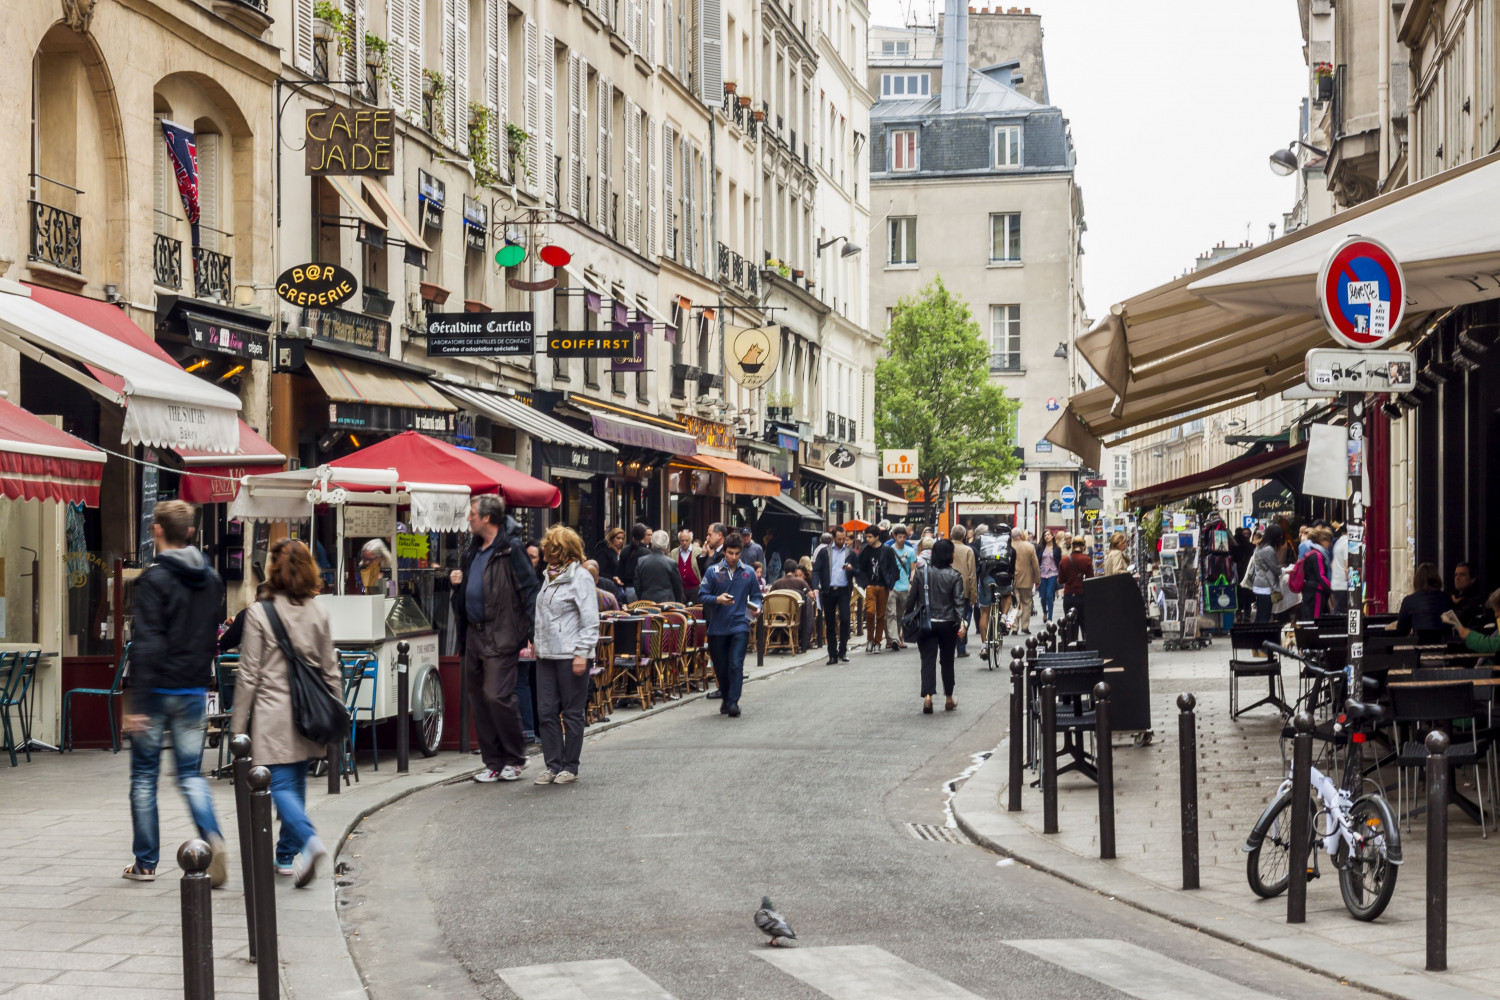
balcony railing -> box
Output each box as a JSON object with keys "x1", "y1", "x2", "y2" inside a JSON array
[
  {"x1": 193, "y1": 246, "x2": 232, "y2": 302},
  {"x1": 29, "y1": 201, "x2": 82, "y2": 273},
  {"x1": 716, "y1": 242, "x2": 757, "y2": 298},
  {"x1": 988, "y1": 354, "x2": 1023, "y2": 373},
  {"x1": 153, "y1": 233, "x2": 182, "y2": 289}
]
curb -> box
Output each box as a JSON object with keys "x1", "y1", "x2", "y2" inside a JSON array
[
  {"x1": 950, "y1": 739, "x2": 1492, "y2": 1000},
  {"x1": 285, "y1": 645, "x2": 827, "y2": 999}
]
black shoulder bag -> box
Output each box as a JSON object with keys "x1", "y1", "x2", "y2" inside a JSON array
[
  {"x1": 901, "y1": 565, "x2": 933, "y2": 644},
  {"x1": 260, "y1": 600, "x2": 347, "y2": 746}
]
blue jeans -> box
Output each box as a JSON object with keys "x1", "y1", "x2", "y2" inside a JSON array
[
  {"x1": 269, "y1": 762, "x2": 317, "y2": 867},
  {"x1": 707, "y1": 631, "x2": 748, "y2": 709},
  {"x1": 129, "y1": 692, "x2": 223, "y2": 871},
  {"x1": 516, "y1": 661, "x2": 536, "y2": 739},
  {"x1": 1038, "y1": 576, "x2": 1059, "y2": 621}
]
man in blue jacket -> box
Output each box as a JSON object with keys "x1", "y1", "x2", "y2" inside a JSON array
[{"x1": 698, "y1": 533, "x2": 761, "y2": 717}]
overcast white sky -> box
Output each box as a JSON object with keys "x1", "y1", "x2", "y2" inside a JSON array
[{"x1": 865, "y1": 0, "x2": 1309, "y2": 323}]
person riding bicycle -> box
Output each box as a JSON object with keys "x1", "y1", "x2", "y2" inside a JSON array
[{"x1": 975, "y1": 523, "x2": 1016, "y2": 657}]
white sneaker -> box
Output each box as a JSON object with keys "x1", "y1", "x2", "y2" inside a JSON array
[
  {"x1": 292, "y1": 836, "x2": 327, "y2": 889},
  {"x1": 552, "y1": 770, "x2": 577, "y2": 784},
  {"x1": 534, "y1": 770, "x2": 557, "y2": 785},
  {"x1": 499, "y1": 764, "x2": 525, "y2": 781},
  {"x1": 474, "y1": 769, "x2": 504, "y2": 783}
]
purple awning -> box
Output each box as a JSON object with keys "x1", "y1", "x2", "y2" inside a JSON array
[{"x1": 589, "y1": 413, "x2": 697, "y2": 455}]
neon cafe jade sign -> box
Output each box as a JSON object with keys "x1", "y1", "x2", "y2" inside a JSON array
[{"x1": 305, "y1": 108, "x2": 396, "y2": 175}]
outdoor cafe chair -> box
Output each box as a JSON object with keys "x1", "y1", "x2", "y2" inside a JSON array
[
  {"x1": 1227, "y1": 623, "x2": 1289, "y2": 719},
  {"x1": 607, "y1": 615, "x2": 655, "y2": 711},
  {"x1": 62, "y1": 643, "x2": 130, "y2": 753},
  {"x1": 336, "y1": 650, "x2": 377, "y2": 784},
  {"x1": 658, "y1": 610, "x2": 694, "y2": 698},
  {"x1": 1, "y1": 651, "x2": 24, "y2": 766},
  {"x1": 587, "y1": 620, "x2": 616, "y2": 725},
  {"x1": 209, "y1": 654, "x2": 239, "y2": 778},
  {"x1": 1388, "y1": 681, "x2": 1492, "y2": 835},
  {"x1": 762, "y1": 591, "x2": 803, "y2": 655}
]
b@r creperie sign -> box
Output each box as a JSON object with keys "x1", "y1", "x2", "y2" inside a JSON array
[{"x1": 305, "y1": 108, "x2": 395, "y2": 175}]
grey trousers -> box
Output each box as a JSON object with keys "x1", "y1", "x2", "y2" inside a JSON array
[
  {"x1": 886, "y1": 589, "x2": 910, "y2": 645},
  {"x1": 536, "y1": 657, "x2": 589, "y2": 775}
]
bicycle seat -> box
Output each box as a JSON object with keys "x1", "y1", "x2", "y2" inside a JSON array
[{"x1": 1343, "y1": 698, "x2": 1386, "y2": 723}]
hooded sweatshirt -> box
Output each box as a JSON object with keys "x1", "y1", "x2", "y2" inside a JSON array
[{"x1": 130, "y1": 545, "x2": 225, "y2": 693}]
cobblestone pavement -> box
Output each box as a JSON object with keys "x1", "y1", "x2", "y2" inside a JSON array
[{"x1": 953, "y1": 639, "x2": 1500, "y2": 1000}]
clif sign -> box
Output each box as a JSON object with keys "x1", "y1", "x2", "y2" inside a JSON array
[
  {"x1": 276, "y1": 263, "x2": 358, "y2": 308},
  {"x1": 305, "y1": 108, "x2": 395, "y2": 175},
  {"x1": 426, "y1": 312, "x2": 535, "y2": 357},
  {"x1": 546, "y1": 332, "x2": 636, "y2": 357},
  {"x1": 881, "y1": 449, "x2": 918, "y2": 481}
]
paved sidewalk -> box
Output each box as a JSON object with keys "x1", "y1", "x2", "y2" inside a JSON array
[
  {"x1": 0, "y1": 645, "x2": 825, "y2": 999},
  {"x1": 952, "y1": 640, "x2": 1500, "y2": 1000}
]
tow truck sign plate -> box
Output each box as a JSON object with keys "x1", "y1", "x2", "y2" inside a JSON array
[{"x1": 1304, "y1": 348, "x2": 1417, "y2": 393}]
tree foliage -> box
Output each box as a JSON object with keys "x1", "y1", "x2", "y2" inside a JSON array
[{"x1": 874, "y1": 277, "x2": 1022, "y2": 505}]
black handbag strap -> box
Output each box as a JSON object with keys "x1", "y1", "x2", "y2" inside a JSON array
[
  {"x1": 259, "y1": 599, "x2": 305, "y2": 668},
  {"x1": 923, "y1": 564, "x2": 931, "y2": 616}
]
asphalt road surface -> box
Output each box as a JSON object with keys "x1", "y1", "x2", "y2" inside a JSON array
[{"x1": 341, "y1": 644, "x2": 1375, "y2": 1000}]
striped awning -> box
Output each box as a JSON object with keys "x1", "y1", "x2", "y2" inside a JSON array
[
  {"x1": 438, "y1": 383, "x2": 615, "y2": 453},
  {"x1": 0, "y1": 398, "x2": 104, "y2": 506}
]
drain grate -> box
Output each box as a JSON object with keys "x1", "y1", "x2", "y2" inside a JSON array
[{"x1": 905, "y1": 822, "x2": 967, "y2": 844}]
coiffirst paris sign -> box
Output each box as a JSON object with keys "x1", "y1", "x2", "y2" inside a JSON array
[{"x1": 882, "y1": 449, "x2": 919, "y2": 481}]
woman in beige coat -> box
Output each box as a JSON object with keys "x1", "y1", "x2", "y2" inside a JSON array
[
  {"x1": 1102, "y1": 532, "x2": 1132, "y2": 577},
  {"x1": 230, "y1": 539, "x2": 343, "y2": 887}
]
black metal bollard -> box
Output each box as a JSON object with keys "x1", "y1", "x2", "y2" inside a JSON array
[
  {"x1": 756, "y1": 612, "x2": 766, "y2": 667},
  {"x1": 396, "y1": 640, "x2": 411, "y2": 773},
  {"x1": 459, "y1": 660, "x2": 472, "y2": 753},
  {"x1": 178, "y1": 839, "x2": 215, "y2": 1000},
  {"x1": 1426, "y1": 730, "x2": 1450, "y2": 971},
  {"x1": 1177, "y1": 693, "x2": 1199, "y2": 890},
  {"x1": 1023, "y1": 638, "x2": 1039, "y2": 767},
  {"x1": 1008, "y1": 648, "x2": 1024, "y2": 812},
  {"x1": 326, "y1": 738, "x2": 341, "y2": 794},
  {"x1": 1288, "y1": 711, "x2": 1314, "y2": 923},
  {"x1": 1045, "y1": 620, "x2": 1058, "y2": 653},
  {"x1": 1040, "y1": 667, "x2": 1058, "y2": 834},
  {"x1": 1094, "y1": 681, "x2": 1115, "y2": 860},
  {"x1": 229, "y1": 734, "x2": 256, "y2": 963},
  {"x1": 247, "y1": 766, "x2": 279, "y2": 1000}
]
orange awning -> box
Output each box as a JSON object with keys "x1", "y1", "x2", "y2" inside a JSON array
[{"x1": 674, "y1": 453, "x2": 781, "y2": 496}]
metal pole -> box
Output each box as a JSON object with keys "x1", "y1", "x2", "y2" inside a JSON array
[
  {"x1": 1008, "y1": 647, "x2": 1024, "y2": 812},
  {"x1": 229, "y1": 734, "x2": 256, "y2": 963},
  {"x1": 1040, "y1": 666, "x2": 1058, "y2": 834},
  {"x1": 1345, "y1": 392, "x2": 1367, "y2": 778},
  {"x1": 1426, "y1": 730, "x2": 1450, "y2": 972},
  {"x1": 1094, "y1": 681, "x2": 1115, "y2": 860},
  {"x1": 396, "y1": 640, "x2": 411, "y2": 773},
  {"x1": 178, "y1": 839, "x2": 215, "y2": 1000},
  {"x1": 459, "y1": 656, "x2": 472, "y2": 753},
  {"x1": 1023, "y1": 637, "x2": 1038, "y2": 767},
  {"x1": 327, "y1": 738, "x2": 341, "y2": 794},
  {"x1": 247, "y1": 766, "x2": 279, "y2": 1000},
  {"x1": 1288, "y1": 711, "x2": 1313, "y2": 923},
  {"x1": 1177, "y1": 693, "x2": 1199, "y2": 890},
  {"x1": 756, "y1": 610, "x2": 766, "y2": 667}
]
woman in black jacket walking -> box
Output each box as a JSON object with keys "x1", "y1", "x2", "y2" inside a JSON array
[{"x1": 907, "y1": 539, "x2": 969, "y2": 714}]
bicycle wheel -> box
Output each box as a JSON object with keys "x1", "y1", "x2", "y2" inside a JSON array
[
  {"x1": 1338, "y1": 795, "x2": 1398, "y2": 921},
  {"x1": 1246, "y1": 793, "x2": 1314, "y2": 898}
]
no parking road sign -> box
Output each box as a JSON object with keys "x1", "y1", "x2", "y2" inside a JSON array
[
  {"x1": 1060, "y1": 485, "x2": 1076, "y2": 510},
  {"x1": 1317, "y1": 235, "x2": 1406, "y2": 350}
]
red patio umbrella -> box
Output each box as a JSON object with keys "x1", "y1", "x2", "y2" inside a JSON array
[
  {"x1": 842, "y1": 518, "x2": 872, "y2": 532},
  {"x1": 329, "y1": 430, "x2": 560, "y2": 508}
]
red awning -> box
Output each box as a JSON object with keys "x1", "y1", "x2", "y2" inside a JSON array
[
  {"x1": 1124, "y1": 441, "x2": 1309, "y2": 509},
  {"x1": 673, "y1": 453, "x2": 782, "y2": 496},
  {"x1": 0, "y1": 398, "x2": 104, "y2": 505},
  {"x1": 177, "y1": 420, "x2": 288, "y2": 504},
  {"x1": 24, "y1": 282, "x2": 178, "y2": 392},
  {"x1": 329, "y1": 430, "x2": 561, "y2": 508}
]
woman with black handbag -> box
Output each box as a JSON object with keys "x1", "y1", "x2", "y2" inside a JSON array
[
  {"x1": 905, "y1": 539, "x2": 969, "y2": 715},
  {"x1": 231, "y1": 539, "x2": 343, "y2": 888}
]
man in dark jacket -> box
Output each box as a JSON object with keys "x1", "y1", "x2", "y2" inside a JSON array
[
  {"x1": 856, "y1": 527, "x2": 899, "y2": 652},
  {"x1": 698, "y1": 522, "x2": 727, "y2": 578},
  {"x1": 122, "y1": 500, "x2": 228, "y2": 885},
  {"x1": 814, "y1": 528, "x2": 856, "y2": 663},
  {"x1": 635, "y1": 531, "x2": 687, "y2": 604},
  {"x1": 449, "y1": 495, "x2": 539, "y2": 782},
  {"x1": 618, "y1": 523, "x2": 651, "y2": 602}
]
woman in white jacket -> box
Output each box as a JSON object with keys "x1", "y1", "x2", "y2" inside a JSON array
[{"x1": 532, "y1": 525, "x2": 600, "y2": 785}]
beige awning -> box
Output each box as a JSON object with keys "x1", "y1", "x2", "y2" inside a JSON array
[
  {"x1": 360, "y1": 177, "x2": 432, "y2": 253},
  {"x1": 305, "y1": 352, "x2": 455, "y2": 410},
  {"x1": 326, "y1": 175, "x2": 386, "y2": 230}
]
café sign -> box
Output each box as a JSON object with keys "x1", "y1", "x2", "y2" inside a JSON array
[
  {"x1": 304, "y1": 107, "x2": 395, "y2": 175},
  {"x1": 277, "y1": 263, "x2": 358, "y2": 308}
]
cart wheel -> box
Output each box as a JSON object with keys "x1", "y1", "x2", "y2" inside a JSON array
[
  {"x1": 415, "y1": 668, "x2": 445, "y2": 757},
  {"x1": 1133, "y1": 731, "x2": 1154, "y2": 747}
]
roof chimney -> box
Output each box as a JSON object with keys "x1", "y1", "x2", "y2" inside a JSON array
[{"x1": 940, "y1": 0, "x2": 969, "y2": 112}]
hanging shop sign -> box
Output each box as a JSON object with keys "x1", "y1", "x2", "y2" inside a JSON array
[
  {"x1": 462, "y1": 195, "x2": 487, "y2": 251},
  {"x1": 302, "y1": 306, "x2": 391, "y2": 354},
  {"x1": 425, "y1": 312, "x2": 535, "y2": 357},
  {"x1": 1316, "y1": 235, "x2": 1405, "y2": 350},
  {"x1": 1303, "y1": 347, "x2": 1417, "y2": 393},
  {"x1": 881, "y1": 449, "x2": 919, "y2": 481},
  {"x1": 1252, "y1": 481, "x2": 1296, "y2": 517},
  {"x1": 304, "y1": 107, "x2": 395, "y2": 175},
  {"x1": 417, "y1": 170, "x2": 445, "y2": 230},
  {"x1": 546, "y1": 331, "x2": 636, "y2": 357},
  {"x1": 724, "y1": 324, "x2": 782, "y2": 390},
  {"x1": 277, "y1": 263, "x2": 358, "y2": 308},
  {"x1": 680, "y1": 414, "x2": 735, "y2": 452},
  {"x1": 344, "y1": 503, "x2": 397, "y2": 538},
  {"x1": 329, "y1": 403, "x2": 455, "y2": 434},
  {"x1": 184, "y1": 313, "x2": 269, "y2": 362},
  {"x1": 827, "y1": 445, "x2": 855, "y2": 469},
  {"x1": 539, "y1": 442, "x2": 615, "y2": 477},
  {"x1": 610, "y1": 320, "x2": 649, "y2": 373}
]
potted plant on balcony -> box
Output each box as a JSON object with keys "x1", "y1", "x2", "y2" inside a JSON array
[
  {"x1": 365, "y1": 32, "x2": 388, "y2": 80},
  {"x1": 313, "y1": 0, "x2": 349, "y2": 52},
  {"x1": 724, "y1": 81, "x2": 737, "y2": 94},
  {"x1": 738, "y1": 95, "x2": 752, "y2": 108},
  {"x1": 506, "y1": 122, "x2": 532, "y2": 185},
  {"x1": 777, "y1": 262, "x2": 792, "y2": 279},
  {"x1": 1314, "y1": 61, "x2": 1333, "y2": 102},
  {"x1": 752, "y1": 107, "x2": 766, "y2": 121},
  {"x1": 792, "y1": 267, "x2": 804, "y2": 279}
]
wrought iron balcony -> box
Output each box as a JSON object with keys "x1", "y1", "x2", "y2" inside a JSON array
[
  {"x1": 193, "y1": 246, "x2": 232, "y2": 302},
  {"x1": 716, "y1": 242, "x2": 756, "y2": 298},
  {"x1": 988, "y1": 354, "x2": 1023, "y2": 373},
  {"x1": 153, "y1": 233, "x2": 182, "y2": 289},
  {"x1": 29, "y1": 201, "x2": 82, "y2": 274}
]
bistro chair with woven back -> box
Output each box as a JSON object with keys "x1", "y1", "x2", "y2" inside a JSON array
[
  {"x1": 605, "y1": 612, "x2": 655, "y2": 711},
  {"x1": 762, "y1": 590, "x2": 803, "y2": 655}
]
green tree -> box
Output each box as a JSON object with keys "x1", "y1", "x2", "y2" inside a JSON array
[{"x1": 874, "y1": 277, "x2": 1022, "y2": 508}]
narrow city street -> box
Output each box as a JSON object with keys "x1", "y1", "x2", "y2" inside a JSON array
[{"x1": 341, "y1": 648, "x2": 1369, "y2": 1000}]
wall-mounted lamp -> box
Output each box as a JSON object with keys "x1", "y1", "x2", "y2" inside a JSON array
[
  {"x1": 1053, "y1": 342, "x2": 1068, "y2": 359},
  {"x1": 1268, "y1": 139, "x2": 1329, "y2": 176},
  {"x1": 816, "y1": 235, "x2": 862, "y2": 258}
]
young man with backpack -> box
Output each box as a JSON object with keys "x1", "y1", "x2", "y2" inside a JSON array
[{"x1": 1289, "y1": 525, "x2": 1334, "y2": 619}]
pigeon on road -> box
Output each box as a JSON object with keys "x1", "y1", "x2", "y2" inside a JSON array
[{"x1": 754, "y1": 896, "x2": 797, "y2": 947}]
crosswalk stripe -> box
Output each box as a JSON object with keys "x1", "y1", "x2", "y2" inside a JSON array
[
  {"x1": 496, "y1": 958, "x2": 678, "y2": 1000},
  {"x1": 1004, "y1": 939, "x2": 1282, "y2": 1000},
  {"x1": 756, "y1": 945, "x2": 987, "y2": 1000}
]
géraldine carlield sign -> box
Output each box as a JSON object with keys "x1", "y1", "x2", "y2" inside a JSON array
[{"x1": 305, "y1": 107, "x2": 395, "y2": 175}]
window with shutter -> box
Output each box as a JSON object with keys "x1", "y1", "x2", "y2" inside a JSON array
[
  {"x1": 153, "y1": 125, "x2": 170, "y2": 237},
  {"x1": 484, "y1": 0, "x2": 507, "y2": 173},
  {"x1": 646, "y1": 115, "x2": 656, "y2": 258},
  {"x1": 541, "y1": 32, "x2": 555, "y2": 204},
  {"x1": 664, "y1": 0, "x2": 674, "y2": 74},
  {"x1": 682, "y1": 140, "x2": 694, "y2": 267},
  {"x1": 452, "y1": 0, "x2": 469, "y2": 153},
  {"x1": 405, "y1": 0, "x2": 423, "y2": 125},
  {"x1": 631, "y1": 0, "x2": 644, "y2": 51},
  {"x1": 663, "y1": 123, "x2": 675, "y2": 259},
  {"x1": 597, "y1": 78, "x2": 611, "y2": 231},
  {"x1": 388, "y1": 0, "x2": 409, "y2": 116},
  {"x1": 578, "y1": 58, "x2": 589, "y2": 218},
  {"x1": 294, "y1": 0, "x2": 315, "y2": 74},
  {"x1": 345, "y1": 0, "x2": 367, "y2": 89},
  {"x1": 623, "y1": 97, "x2": 638, "y2": 249},
  {"x1": 696, "y1": 0, "x2": 721, "y2": 104},
  {"x1": 597, "y1": 0, "x2": 610, "y2": 31},
  {"x1": 568, "y1": 54, "x2": 583, "y2": 214},
  {"x1": 197, "y1": 133, "x2": 220, "y2": 252},
  {"x1": 646, "y1": 0, "x2": 655, "y2": 63},
  {"x1": 524, "y1": 18, "x2": 540, "y2": 193}
]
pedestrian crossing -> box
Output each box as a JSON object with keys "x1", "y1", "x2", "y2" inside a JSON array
[{"x1": 497, "y1": 939, "x2": 1288, "y2": 999}]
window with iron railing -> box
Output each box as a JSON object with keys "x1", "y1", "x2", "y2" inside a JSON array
[{"x1": 989, "y1": 304, "x2": 1021, "y2": 371}]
